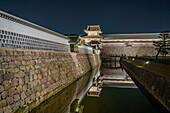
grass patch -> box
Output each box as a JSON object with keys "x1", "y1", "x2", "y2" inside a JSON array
[{"x1": 124, "y1": 58, "x2": 170, "y2": 81}]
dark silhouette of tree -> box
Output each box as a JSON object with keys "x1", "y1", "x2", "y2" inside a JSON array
[{"x1": 153, "y1": 30, "x2": 170, "y2": 59}]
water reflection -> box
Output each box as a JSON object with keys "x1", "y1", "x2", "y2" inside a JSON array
[
  {"x1": 81, "y1": 87, "x2": 158, "y2": 113},
  {"x1": 100, "y1": 67, "x2": 137, "y2": 88},
  {"x1": 100, "y1": 57, "x2": 137, "y2": 88},
  {"x1": 31, "y1": 66, "x2": 100, "y2": 113},
  {"x1": 81, "y1": 61, "x2": 159, "y2": 113},
  {"x1": 31, "y1": 61, "x2": 159, "y2": 113}
]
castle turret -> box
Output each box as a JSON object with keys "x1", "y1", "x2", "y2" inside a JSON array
[{"x1": 80, "y1": 25, "x2": 103, "y2": 49}]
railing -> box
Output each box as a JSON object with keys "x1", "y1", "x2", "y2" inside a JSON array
[{"x1": 102, "y1": 55, "x2": 121, "y2": 68}]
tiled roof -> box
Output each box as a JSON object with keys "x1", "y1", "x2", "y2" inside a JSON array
[
  {"x1": 102, "y1": 33, "x2": 160, "y2": 40},
  {"x1": 65, "y1": 34, "x2": 79, "y2": 43},
  {"x1": 69, "y1": 37, "x2": 78, "y2": 43},
  {"x1": 88, "y1": 27, "x2": 99, "y2": 31},
  {"x1": 0, "y1": 10, "x2": 69, "y2": 40},
  {"x1": 81, "y1": 35, "x2": 103, "y2": 38},
  {"x1": 85, "y1": 25, "x2": 101, "y2": 31}
]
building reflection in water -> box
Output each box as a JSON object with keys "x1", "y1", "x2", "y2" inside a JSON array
[
  {"x1": 31, "y1": 60, "x2": 138, "y2": 113},
  {"x1": 31, "y1": 66, "x2": 101, "y2": 113},
  {"x1": 100, "y1": 56, "x2": 137, "y2": 88},
  {"x1": 81, "y1": 59, "x2": 158, "y2": 113},
  {"x1": 100, "y1": 67, "x2": 137, "y2": 88}
]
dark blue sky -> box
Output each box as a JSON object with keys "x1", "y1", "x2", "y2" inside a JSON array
[{"x1": 0, "y1": 0, "x2": 170, "y2": 34}]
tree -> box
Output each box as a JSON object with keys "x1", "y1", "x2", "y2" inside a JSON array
[{"x1": 153, "y1": 30, "x2": 170, "y2": 59}]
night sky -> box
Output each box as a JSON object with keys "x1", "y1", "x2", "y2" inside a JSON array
[{"x1": 0, "y1": 0, "x2": 170, "y2": 34}]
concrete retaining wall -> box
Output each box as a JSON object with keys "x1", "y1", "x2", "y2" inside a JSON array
[
  {"x1": 121, "y1": 60, "x2": 170, "y2": 112},
  {"x1": 0, "y1": 48, "x2": 101, "y2": 113}
]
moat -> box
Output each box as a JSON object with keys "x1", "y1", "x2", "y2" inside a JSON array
[
  {"x1": 81, "y1": 67, "x2": 158, "y2": 113},
  {"x1": 81, "y1": 87, "x2": 157, "y2": 113},
  {"x1": 31, "y1": 64, "x2": 159, "y2": 113}
]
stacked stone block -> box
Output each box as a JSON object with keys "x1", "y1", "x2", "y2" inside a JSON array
[
  {"x1": 102, "y1": 46, "x2": 157, "y2": 56},
  {"x1": 31, "y1": 66, "x2": 100, "y2": 113},
  {"x1": 0, "y1": 48, "x2": 101, "y2": 113}
]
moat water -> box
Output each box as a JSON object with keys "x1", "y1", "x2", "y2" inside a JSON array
[
  {"x1": 32, "y1": 64, "x2": 159, "y2": 113},
  {"x1": 81, "y1": 87, "x2": 158, "y2": 113},
  {"x1": 80, "y1": 66, "x2": 158, "y2": 113}
]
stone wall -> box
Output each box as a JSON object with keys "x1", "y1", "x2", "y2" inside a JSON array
[
  {"x1": 31, "y1": 66, "x2": 100, "y2": 113},
  {"x1": 121, "y1": 60, "x2": 170, "y2": 112},
  {"x1": 102, "y1": 46, "x2": 157, "y2": 56},
  {"x1": 0, "y1": 48, "x2": 101, "y2": 113}
]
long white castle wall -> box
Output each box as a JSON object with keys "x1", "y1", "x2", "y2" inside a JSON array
[
  {"x1": 0, "y1": 18, "x2": 69, "y2": 45},
  {"x1": 0, "y1": 10, "x2": 70, "y2": 52}
]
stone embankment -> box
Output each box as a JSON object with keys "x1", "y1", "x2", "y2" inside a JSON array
[
  {"x1": 0, "y1": 48, "x2": 101, "y2": 113},
  {"x1": 121, "y1": 58, "x2": 170, "y2": 112},
  {"x1": 102, "y1": 46, "x2": 157, "y2": 56},
  {"x1": 31, "y1": 66, "x2": 100, "y2": 113}
]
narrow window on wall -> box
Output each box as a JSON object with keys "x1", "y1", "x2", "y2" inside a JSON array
[
  {"x1": 2, "y1": 30, "x2": 4, "y2": 34},
  {"x1": 14, "y1": 19, "x2": 17, "y2": 22},
  {"x1": 0, "y1": 35, "x2": 3, "y2": 38}
]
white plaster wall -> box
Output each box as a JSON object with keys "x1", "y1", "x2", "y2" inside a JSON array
[
  {"x1": 78, "y1": 45, "x2": 93, "y2": 54},
  {"x1": 0, "y1": 17, "x2": 69, "y2": 45}
]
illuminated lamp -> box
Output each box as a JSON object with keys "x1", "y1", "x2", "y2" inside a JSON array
[
  {"x1": 145, "y1": 61, "x2": 150, "y2": 64},
  {"x1": 126, "y1": 41, "x2": 132, "y2": 46}
]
